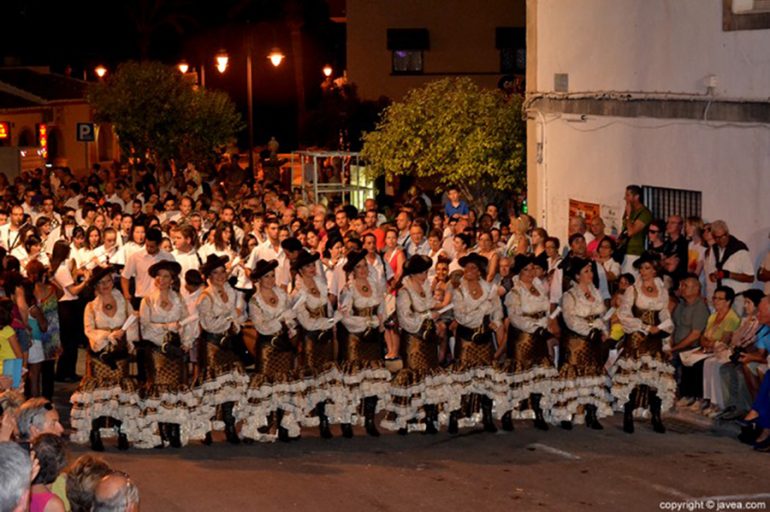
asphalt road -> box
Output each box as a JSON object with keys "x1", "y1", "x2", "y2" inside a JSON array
[{"x1": 63, "y1": 413, "x2": 770, "y2": 512}]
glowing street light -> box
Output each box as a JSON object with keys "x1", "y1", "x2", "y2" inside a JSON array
[
  {"x1": 322, "y1": 65, "x2": 333, "y2": 77},
  {"x1": 215, "y1": 50, "x2": 229, "y2": 73},
  {"x1": 178, "y1": 60, "x2": 189, "y2": 74},
  {"x1": 268, "y1": 48, "x2": 285, "y2": 67},
  {"x1": 95, "y1": 65, "x2": 107, "y2": 79}
]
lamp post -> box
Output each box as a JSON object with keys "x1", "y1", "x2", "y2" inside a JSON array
[
  {"x1": 95, "y1": 65, "x2": 107, "y2": 79},
  {"x1": 178, "y1": 60, "x2": 189, "y2": 74},
  {"x1": 322, "y1": 65, "x2": 333, "y2": 78},
  {"x1": 214, "y1": 43, "x2": 283, "y2": 178}
]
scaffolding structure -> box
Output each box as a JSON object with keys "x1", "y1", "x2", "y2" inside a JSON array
[{"x1": 289, "y1": 150, "x2": 374, "y2": 209}]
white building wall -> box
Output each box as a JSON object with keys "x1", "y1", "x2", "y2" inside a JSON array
[
  {"x1": 537, "y1": 115, "x2": 770, "y2": 267},
  {"x1": 535, "y1": 0, "x2": 770, "y2": 98}
]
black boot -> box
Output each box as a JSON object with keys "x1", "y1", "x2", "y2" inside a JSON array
[
  {"x1": 531, "y1": 394, "x2": 549, "y2": 431},
  {"x1": 90, "y1": 419, "x2": 104, "y2": 452},
  {"x1": 317, "y1": 403, "x2": 333, "y2": 439},
  {"x1": 276, "y1": 409, "x2": 290, "y2": 442},
  {"x1": 501, "y1": 411, "x2": 514, "y2": 432},
  {"x1": 650, "y1": 394, "x2": 666, "y2": 434},
  {"x1": 364, "y1": 398, "x2": 381, "y2": 437},
  {"x1": 202, "y1": 432, "x2": 212, "y2": 445},
  {"x1": 481, "y1": 397, "x2": 497, "y2": 433},
  {"x1": 448, "y1": 411, "x2": 459, "y2": 435},
  {"x1": 155, "y1": 423, "x2": 168, "y2": 449},
  {"x1": 560, "y1": 420, "x2": 573, "y2": 430},
  {"x1": 169, "y1": 424, "x2": 182, "y2": 448},
  {"x1": 424, "y1": 404, "x2": 438, "y2": 435},
  {"x1": 341, "y1": 423, "x2": 354, "y2": 438},
  {"x1": 585, "y1": 405, "x2": 603, "y2": 430},
  {"x1": 623, "y1": 402, "x2": 635, "y2": 434},
  {"x1": 116, "y1": 423, "x2": 129, "y2": 451},
  {"x1": 223, "y1": 403, "x2": 240, "y2": 444},
  {"x1": 258, "y1": 412, "x2": 273, "y2": 435}
]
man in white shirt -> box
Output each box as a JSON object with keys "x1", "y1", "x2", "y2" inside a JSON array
[
  {"x1": 33, "y1": 196, "x2": 61, "y2": 227},
  {"x1": 247, "y1": 218, "x2": 287, "y2": 287},
  {"x1": 396, "y1": 210, "x2": 412, "y2": 248},
  {"x1": 709, "y1": 220, "x2": 754, "y2": 314},
  {"x1": 171, "y1": 224, "x2": 201, "y2": 286},
  {"x1": 21, "y1": 189, "x2": 37, "y2": 217},
  {"x1": 0, "y1": 205, "x2": 25, "y2": 251},
  {"x1": 363, "y1": 233, "x2": 393, "y2": 288},
  {"x1": 405, "y1": 221, "x2": 430, "y2": 258},
  {"x1": 121, "y1": 227, "x2": 174, "y2": 310},
  {"x1": 220, "y1": 205, "x2": 245, "y2": 244},
  {"x1": 104, "y1": 181, "x2": 125, "y2": 211}
]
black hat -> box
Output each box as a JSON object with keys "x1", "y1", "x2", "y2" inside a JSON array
[
  {"x1": 458, "y1": 253, "x2": 489, "y2": 274},
  {"x1": 251, "y1": 259, "x2": 279, "y2": 282},
  {"x1": 563, "y1": 256, "x2": 592, "y2": 283},
  {"x1": 532, "y1": 252, "x2": 549, "y2": 272},
  {"x1": 87, "y1": 265, "x2": 115, "y2": 289},
  {"x1": 511, "y1": 254, "x2": 534, "y2": 276},
  {"x1": 632, "y1": 251, "x2": 660, "y2": 270},
  {"x1": 291, "y1": 250, "x2": 320, "y2": 272},
  {"x1": 741, "y1": 289, "x2": 766, "y2": 308},
  {"x1": 185, "y1": 269, "x2": 204, "y2": 287},
  {"x1": 148, "y1": 259, "x2": 182, "y2": 278},
  {"x1": 200, "y1": 254, "x2": 229, "y2": 278},
  {"x1": 343, "y1": 249, "x2": 368, "y2": 274},
  {"x1": 281, "y1": 237, "x2": 303, "y2": 253},
  {"x1": 403, "y1": 254, "x2": 432, "y2": 277}
]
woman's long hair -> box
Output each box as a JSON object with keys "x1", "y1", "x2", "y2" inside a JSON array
[{"x1": 49, "y1": 240, "x2": 71, "y2": 275}]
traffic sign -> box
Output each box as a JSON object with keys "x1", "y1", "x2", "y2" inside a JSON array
[{"x1": 77, "y1": 123, "x2": 95, "y2": 142}]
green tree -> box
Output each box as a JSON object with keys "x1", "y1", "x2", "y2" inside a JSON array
[
  {"x1": 88, "y1": 61, "x2": 243, "y2": 167},
  {"x1": 360, "y1": 77, "x2": 525, "y2": 211}
]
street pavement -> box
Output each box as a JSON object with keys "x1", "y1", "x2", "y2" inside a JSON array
[{"x1": 54, "y1": 354, "x2": 770, "y2": 512}]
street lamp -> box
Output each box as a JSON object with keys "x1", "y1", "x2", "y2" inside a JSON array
[
  {"x1": 322, "y1": 65, "x2": 333, "y2": 78},
  {"x1": 215, "y1": 50, "x2": 229, "y2": 73},
  {"x1": 95, "y1": 65, "x2": 107, "y2": 79},
  {"x1": 178, "y1": 60, "x2": 189, "y2": 74},
  {"x1": 217, "y1": 45, "x2": 283, "y2": 176},
  {"x1": 268, "y1": 48, "x2": 285, "y2": 67}
]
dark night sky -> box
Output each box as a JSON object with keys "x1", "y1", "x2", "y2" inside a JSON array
[{"x1": 2, "y1": 1, "x2": 347, "y2": 147}]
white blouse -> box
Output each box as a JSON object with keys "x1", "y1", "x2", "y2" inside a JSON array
[
  {"x1": 139, "y1": 289, "x2": 193, "y2": 348},
  {"x1": 84, "y1": 289, "x2": 139, "y2": 352},
  {"x1": 618, "y1": 278, "x2": 672, "y2": 334},
  {"x1": 562, "y1": 284, "x2": 607, "y2": 337},
  {"x1": 340, "y1": 279, "x2": 385, "y2": 334},
  {"x1": 505, "y1": 276, "x2": 550, "y2": 334},
  {"x1": 197, "y1": 283, "x2": 246, "y2": 335},
  {"x1": 249, "y1": 286, "x2": 296, "y2": 336},
  {"x1": 293, "y1": 275, "x2": 334, "y2": 332},
  {"x1": 453, "y1": 279, "x2": 503, "y2": 329},
  {"x1": 396, "y1": 277, "x2": 434, "y2": 335}
]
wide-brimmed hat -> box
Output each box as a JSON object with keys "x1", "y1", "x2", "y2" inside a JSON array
[
  {"x1": 342, "y1": 249, "x2": 367, "y2": 274},
  {"x1": 251, "y1": 259, "x2": 279, "y2": 282},
  {"x1": 291, "y1": 250, "x2": 320, "y2": 272},
  {"x1": 632, "y1": 251, "x2": 660, "y2": 270},
  {"x1": 458, "y1": 253, "x2": 489, "y2": 274},
  {"x1": 87, "y1": 265, "x2": 115, "y2": 289},
  {"x1": 563, "y1": 256, "x2": 592, "y2": 283},
  {"x1": 281, "y1": 237, "x2": 303, "y2": 253},
  {"x1": 403, "y1": 254, "x2": 432, "y2": 277},
  {"x1": 200, "y1": 254, "x2": 229, "y2": 278},
  {"x1": 511, "y1": 254, "x2": 534, "y2": 276},
  {"x1": 148, "y1": 259, "x2": 182, "y2": 278}
]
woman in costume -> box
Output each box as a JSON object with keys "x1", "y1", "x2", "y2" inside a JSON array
[
  {"x1": 448, "y1": 253, "x2": 504, "y2": 434},
  {"x1": 196, "y1": 254, "x2": 249, "y2": 444},
  {"x1": 292, "y1": 250, "x2": 344, "y2": 439},
  {"x1": 499, "y1": 254, "x2": 557, "y2": 431},
  {"x1": 613, "y1": 252, "x2": 676, "y2": 433},
  {"x1": 140, "y1": 260, "x2": 197, "y2": 448},
  {"x1": 338, "y1": 250, "x2": 391, "y2": 438},
  {"x1": 551, "y1": 257, "x2": 613, "y2": 430},
  {"x1": 243, "y1": 259, "x2": 301, "y2": 442},
  {"x1": 71, "y1": 266, "x2": 140, "y2": 451}
]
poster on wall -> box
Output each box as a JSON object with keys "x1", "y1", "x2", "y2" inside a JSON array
[
  {"x1": 568, "y1": 199, "x2": 601, "y2": 224},
  {"x1": 601, "y1": 204, "x2": 622, "y2": 237}
]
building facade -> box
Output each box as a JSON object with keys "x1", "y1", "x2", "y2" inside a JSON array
[
  {"x1": 526, "y1": 0, "x2": 770, "y2": 259},
  {"x1": 347, "y1": 0, "x2": 526, "y2": 101},
  {"x1": 0, "y1": 68, "x2": 118, "y2": 175}
]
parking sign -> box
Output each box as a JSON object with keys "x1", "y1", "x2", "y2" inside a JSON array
[{"x1": 77, "y1": 123, "x2": 95, "y2": 142}]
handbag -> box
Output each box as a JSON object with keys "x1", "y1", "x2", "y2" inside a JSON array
[{"x1": 161, "y1": 331, "x2": 185, "y2": 359}]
